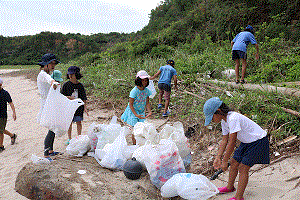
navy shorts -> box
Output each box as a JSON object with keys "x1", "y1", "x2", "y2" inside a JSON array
[
  {"x1": 73, "y1": 116, "x2": 83, "y2": 123},
  {"x1": 232, "y1": 50, "x2": 247, "y2": 60},
  {"x1": 233, "y1": 136, "x2": 270, "y2": 167}
]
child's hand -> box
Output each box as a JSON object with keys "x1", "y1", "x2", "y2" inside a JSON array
[
  {"x1": 145, "y1": 112, "x2": 152, "y2": 118},
  {"x1": 213, "y1": 157, "x2": 222, "y2": 170}
]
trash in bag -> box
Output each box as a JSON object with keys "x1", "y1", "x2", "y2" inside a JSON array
[
  {"x1": 31, "y1": 154, "x2": 51, "y2": 164},
  {"x1": 161, "y1": 173, "x2": 219, "y2": 200},
  {"x1": 66, "y1": 135, "x2": 91, "y2": 157},
  {"x1": 133, "y1": 122, "x2": 159, "y2": 146},
  {"x1": 144, "y1": 138, "x2": 185, "y2": 189},
  {"x1": 100, "y1": 127, "x2": 134, "y2": 170},
  {"x1": 131, "y1": 141, "x2": 151, "y2": 169},
  {"x1": 159, "y1": 122, "x2": 192, "y2": 166},
  {"x1": 40, "y1": 86, "x2": 84, "y2": 137},
  {"x1": 147, "y1": 80, "x2": 156, "y2": 99},
  {"x1": 96, "y1": 123, "x2": 122, "y2": 150},
  {"x1": 88, "y1": 122, "x2": 99, "y2": 151}
]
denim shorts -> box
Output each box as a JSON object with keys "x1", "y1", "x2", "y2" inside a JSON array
[
  {"x1": 73, "y1": 116, "x2": 83, "y2": 122},
  {"x1": 232, "y1": 50, "x2": 247, "y2": 60},
  {"x1": 233, "y1": 136, "x2": 270, "y2": 167}
]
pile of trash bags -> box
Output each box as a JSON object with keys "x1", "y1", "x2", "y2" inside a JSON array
[{"x1": 64, "y1": 118, "x2": 218, "y2": 200}]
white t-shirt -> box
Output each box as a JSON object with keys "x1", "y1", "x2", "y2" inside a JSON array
[
  {"x1": 37, "y1": 70, "x2": 54, "y2": 102},
  {"x1": 221, "y1": 112, "x2": 267, "y2": 143}
]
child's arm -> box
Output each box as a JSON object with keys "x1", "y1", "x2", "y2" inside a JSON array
[
  {"x1": 83, "y1": 100, "x2": 89, "y2": 116},
  {"x1": 129, "y1": 97, "x2": 145, "y2": 119},
  {"x1": 214, "y1": 134, "x2": 229, "y2": 169},
  {"x1": 150, "y1": 70, "x2": 161, "y2": 80},
  {"x1": 145, "y1": 97, "x2": 152, "y2": 118},
  {"x1": 221, "y1": 132, "x2": 237, "y2": 171},
  {"x1": 173, "y1": 75, "x2": 178, "y2": 90},
  {"x1": 9, "y1": 102, "x2": 16, "y2": 121}
]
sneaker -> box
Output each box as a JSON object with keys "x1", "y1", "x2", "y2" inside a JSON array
[
  {"x1": 162, "y1": 110, "x2": 170, "y2": 117},
  {"x1": 65, "y1": 139, "x2": 71, "y2": 145},
  {"x1": 157, "y1": 104, "x2": 163, "y2": 110},
  {"x1": 45, "y1": 157, "x2": 54, "y2": 162},
  {"x1": 11, "y1": 134, "x2": 17, "y2": 145},
  {"x1": 0, "y1": 146, "x2": 5, "y2": 152},
  {"x1": 49, "y1": 151, "x2": 62, "y2": 156}
]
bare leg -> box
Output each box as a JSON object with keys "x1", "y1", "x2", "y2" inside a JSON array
[
  {"x1": 234, "y1": 59, "x2": 240, "y2": 82},
  {"x1": 68, "y1": 123, "x2": 72, "y2": 140},
  {"x1": 76, "y1": 121, "x2": 82, "y2": 135},
  {"x1": 163, "y1": 99, "x2": 170, "y2": 114},
  {"x1": 0, "y1": 133, "x2": 4, "y2": 147},
  {"x1": 241, "y1": 58, "x2": 247, "y2": 81},
  {"x1": 235, "y1": 163, "x2": 251, "y2": 200},
  {"x1": 227, "y1": 158, "x2": 240, "y2": 190},
  {"x1": 3, "y1": 130, "x2": 13, "y2": 137},
  {"x1": 158, "y1": 89, "x2": 163, "y2": 105},
  {"x1": 131, "y1": 134, "x2": 136, "y2": 145}
]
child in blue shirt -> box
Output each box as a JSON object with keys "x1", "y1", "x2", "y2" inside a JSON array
[
  {"x1": 121, "y1": 70, "x2": 152, "y2": 144},
  {"x1": 231, "y1": 25, "x2": 259, "y2": 84},
  {"x1": 150, "y1": 60, "x2": 177, "y2": 117},
  {"x1": 203, "y1": 97, "x2": 270, "y2": 200}
]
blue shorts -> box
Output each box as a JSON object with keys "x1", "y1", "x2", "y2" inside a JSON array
[
  {"x1": 232, "y1": 50, "x2": 247, "y2": 60},
  {"x1": 72, "y1": 116, "x2": 83, "y2": 123},
  {"x1": 233, "y1": 136, "x2": 270, "y2": 167}
]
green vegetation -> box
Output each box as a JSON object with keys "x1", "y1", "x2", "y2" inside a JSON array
[{"x1": 1, "y1": 0, "x2": 300, "y2": 140}]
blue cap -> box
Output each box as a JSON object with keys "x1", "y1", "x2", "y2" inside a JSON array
[
  {"x1": 203, "y1": 97, "x2": 223, "y2": 126},
  {"x1": 246, "y1": 25, "x2": 254, "y2": 32},
  {"x1": 38, "y1": 53, "x2": 60, "y2": 66},
  {"x1": 67, "y1": 66, "x2": 80, "y2": 75},
  {"x1": 51, "y1": 70, "x2": 63, "y2": 82}
]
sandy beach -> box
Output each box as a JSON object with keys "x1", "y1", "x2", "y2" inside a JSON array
[{"x1": 1, "y1": 69, "x2": 300, "y2": 200}]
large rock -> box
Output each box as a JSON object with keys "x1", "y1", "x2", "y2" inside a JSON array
[{"x1": 15, "y1": 155, "x2": 167, "y2": 200}]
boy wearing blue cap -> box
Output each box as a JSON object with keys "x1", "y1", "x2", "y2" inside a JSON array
[
  {"x1": 203, "y1": 97, "x2": 269, "y2": 200},
  {"x1": 150, "y1": 60, "x2": 177, "y2": 117},
  {"x1": 231, "y1": 25, "x2": 259, "y2": 84}
]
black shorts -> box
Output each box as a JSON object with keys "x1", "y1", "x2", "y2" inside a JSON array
[
  {"x1": 158, "y1": 83, "x2": 171, "y2": 92},
  {"x1": 232, "y1": 50, "x2": 247, "y2": 60},
  {"x1": 233, "y1": 136, "x2": 270, "y2": 167}
]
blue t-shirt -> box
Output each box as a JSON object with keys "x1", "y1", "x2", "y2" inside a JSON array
[
  {"x1": 0, "y1": 88, "x2": 12, "y2": 118},
  {"x1": 129, "y1": 86, "x2": 151, "y2": 113},
  {"x1": 158, "y1": 65, "x2": 177, "y2": 86},
  {"x1": 232, "y1": 31, "x2": 257, "y2": 53}
]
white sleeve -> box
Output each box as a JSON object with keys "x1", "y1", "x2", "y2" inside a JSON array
[
  {"x1": 228, "y1": 115, "x2": 241, "y2": 134},
  {"x1": 221, "y1": 120, "x2": 230, "y2": 135},
  {"x1": 43, "y1": 72, "x2": 54, "y2": 85}
]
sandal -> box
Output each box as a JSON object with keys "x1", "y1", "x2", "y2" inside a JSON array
[
  {"x1": 218, "y1": 186, "x2": 236, "y2": 194},
  {"x1": 49, "y1": 151, "x2": 62, "y2": 156},
  {"x1": 157, "y1": 104, "x2": 163, "y2": 110},
  {"x1": 45, "y1": 157, "x2": 54, "y2": 162},
  {"x1": 11, "y1": 134, "x2": 17, "y2": 145},
  {"x1": 0, "y1": 146, "x2": 5, "y2": 152}
]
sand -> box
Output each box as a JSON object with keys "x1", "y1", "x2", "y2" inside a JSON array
[{"x1": 1, "y1": 69, "x2": 300, "y2": 200}]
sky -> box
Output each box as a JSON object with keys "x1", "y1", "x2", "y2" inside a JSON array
[{"x1": 0, "y1": 0, "x2": 163, "y2": 37}]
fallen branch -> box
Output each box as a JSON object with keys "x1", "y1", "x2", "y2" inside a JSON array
[
  {"x1": 179, "y1": 90, "x2": 206, "y2": 100},
  {"x1": 280, "y1": 107, "x2": 300, "y2": 118}
]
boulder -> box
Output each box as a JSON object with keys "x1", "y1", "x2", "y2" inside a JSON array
[{"x1": 15, "y1": 155, "x2": 165, "y2": 200}]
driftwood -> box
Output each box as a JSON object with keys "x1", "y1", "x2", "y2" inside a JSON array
[
  {"x1": 179, "y1": 90, "x2": 206, "y2": 100},
  {"x1": 210, "y1": 80, "x2": 300, "y2": 98},
  {"x1": 280, "y1": 107, "x2": 300, "y2": 118}
]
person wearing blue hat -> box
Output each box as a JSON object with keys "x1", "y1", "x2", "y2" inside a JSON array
[
  {"x1": 37, "y1": 53, "x2": 61, "y2": 161},
  {"x1": 51, "y1": 70, "x2": 63, "y2": 83},
  {"x1": 61, "y1": 66, "x2": 88, "y2": 145},
  {"x1": 203, "y1": 97, "x2": 269, "y2": 200},
  {"x1": 150, "y1": 59, "x2": 178, "y2": 117},
  {"x1": 231, "y1": 25, "x2": 259, "y2": 84}
]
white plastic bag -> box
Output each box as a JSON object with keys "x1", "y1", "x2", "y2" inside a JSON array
[
  {"x1": 160, "y1": 122, "x2": 191, "y2": 160},
  {"x1": 96, "y1": 123, "x2": 122, "y2": 149},
  {"x1": 131, "y1": 141, "x2": 151, "y2": 169},
  {"x1": 161, "y1": 173, "x2": 219, "y2": 200},
  {"x1": 40, "y1": 86, "x2": 84, "y2": 137},
  {"x1": 66, "y1": 135, "x2": 91, "y2": 157},
  {"x1": 31, "y1": 154, "x2": 51, "y2": 164},
  {"x1": 133, "y1": 122, "x2": 159, "y2": 146},
  {"x1": 147, "y1": 80, "x2": 156, "y2": 99},
  {"x1": 100, "y1": 127, "x2": 130, "y2": 170},
  {"x1": 144, "y1": 138, "x2": 186, "y2": 189}
]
